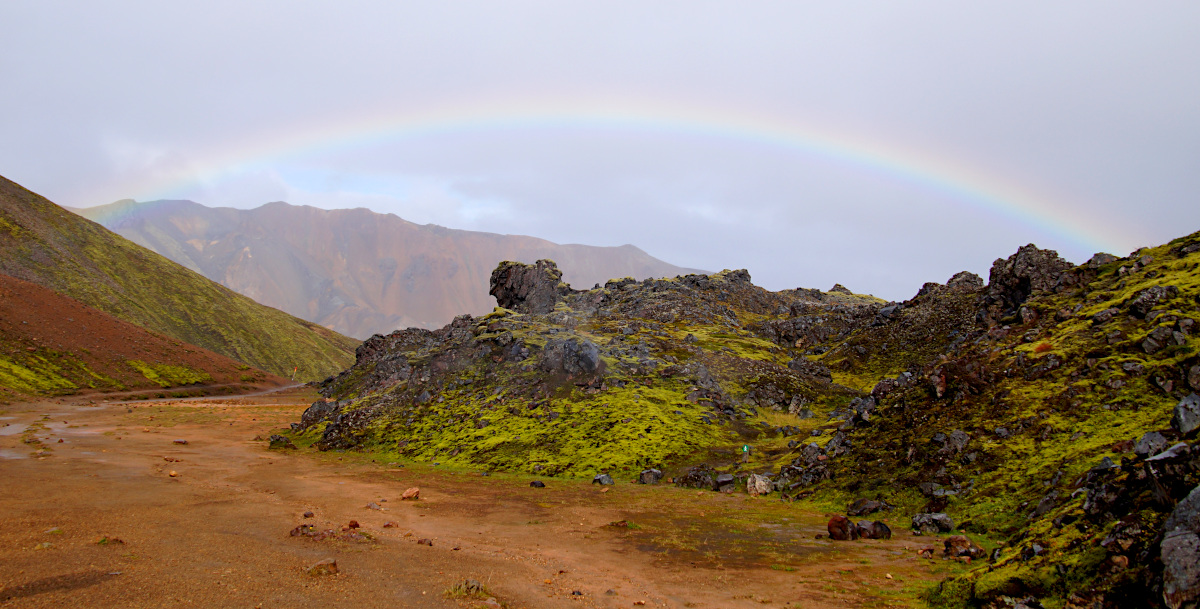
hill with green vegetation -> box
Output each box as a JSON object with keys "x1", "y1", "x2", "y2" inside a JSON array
[
  {"x1": 293, "y1": 234, "x2": 1200, "y2": 609},
  {"x1": 0, "y1": 273, "x2": 286, "y2": 401},
  {"x1": 0, "y1": 175, "x2": 357, "y2": 381}
]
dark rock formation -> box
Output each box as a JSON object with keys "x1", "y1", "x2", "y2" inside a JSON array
[
  {"x1": 981, "y1": 244, "x2": 1073, "y2": 319},
  {"x1": 827, "y1": 515, "x2": 858, "y2": 540},
  {"x1": 489, "y1": 259, "x2": 573, "y2": 314},
  {"x1": 1162, "y1": 484, "x2": 1200, "y2": 609},
  {"x1": 912, "y1": 512, "x2": 955, "y2": 535}
]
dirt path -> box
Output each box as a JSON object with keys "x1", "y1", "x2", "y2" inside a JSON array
[{"x1": 0, "y1": 389, "x2": 946, "y2": 608}]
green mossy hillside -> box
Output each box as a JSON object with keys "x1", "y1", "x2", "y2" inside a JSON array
[{"x1": 0, "y1": 175, "x2": 357, "y2": 380}]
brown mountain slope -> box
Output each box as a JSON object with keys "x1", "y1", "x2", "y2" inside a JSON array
[
  {"x1": 0, "y1": 273, "x2": 287, "y2": 400},
  {"x1": 0, "y1": 176, "x2": 357, "y2": 381},
  {"x1": 75, "y1": 199, "x2": 706, "y2": 338}
]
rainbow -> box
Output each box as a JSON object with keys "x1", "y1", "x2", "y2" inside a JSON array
[{"x1": 109, "y1": 96, "x2": 1131, "y2": 254}]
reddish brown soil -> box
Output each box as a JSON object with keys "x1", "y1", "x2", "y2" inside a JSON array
[
  {"x1": 0, "y1": 388, "x2": 948, "y2": 608},
  {"x1": 0, "y1": 273, "x2": 286, "y2": 400}
]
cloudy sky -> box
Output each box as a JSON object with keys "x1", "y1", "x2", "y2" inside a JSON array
[{"x1": 2, "y1": 2, "x2": 1197, "y2": 301}]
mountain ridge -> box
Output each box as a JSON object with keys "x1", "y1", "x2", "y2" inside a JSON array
[{"x1": 75, "y1": 198, "x2": 708, "y2": 338}]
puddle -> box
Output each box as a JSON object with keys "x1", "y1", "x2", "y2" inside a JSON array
[
  {"x1": 0, "y1": 424, "x2": 29, "y2": 436},
  {"x1": 0, "y1": 449, "x2": 28, "y2": 460}
]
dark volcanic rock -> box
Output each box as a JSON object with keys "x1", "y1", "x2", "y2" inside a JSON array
[
  {"x1": 638, "y1": 468, "x2": 663, "y2": 484},
  {"x1": 982, "y1": 244, "x2": 1074, "y2": 318},
  {"x1": 489, "y1": 259, "x2": 573, "y2": 314},
  {"x1": 827, "y1": 515, "x2": 858, "y2": 540},
  {"x1": 1173, "y1": 394, "x2": 1200, "y2": 436},
  {"x1": 847, "y1": 498, "x2": 892, "y2": 517},
  {"x1": 912, "y1": 512, "x2": 955, "y2": 535},
  {"x1": 592, "y1": 473, "x2": 615, "y2": 485},
  {"x1": 857, "y1": 520, "x2": 892, "y2": 540},
  {"x1": 1128, "y1": 285, "x2": 1180, "y2": 318},
  {"x1": 1135, "y1": 431, "x2": 1170, "y2": 458},
  {"x1": 540, "y1": 337, "x2": 604, "y2": 378},
  {"x1": 300, "y1": 399, "x2": 341, "y2": 429},
  {"x1": 675, "y1": 465, "x2": 717, "y2": 490},
  {"x1": 1162, "y1": 484, "x2": 1200, "y2": 609},
  {"x1": 947, "y1": 271, "x2": 984, "y2": 290}
]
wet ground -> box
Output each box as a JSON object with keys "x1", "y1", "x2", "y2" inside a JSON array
[{"x1": 0, "y1": 387, "x2": 949, "y2": 608}]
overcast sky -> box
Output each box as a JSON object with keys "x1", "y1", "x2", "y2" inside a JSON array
[{"x1": 2, "y1": 2, "x2": 1198, "y2": 301}]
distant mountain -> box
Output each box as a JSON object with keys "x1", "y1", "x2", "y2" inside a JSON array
[
  {"x1": 0, "y1": 273, "x2": 286, "y2": 399},
  {"x1": 0, "y1": 176, "x2": 357, "y2": 381},
  {"x1": 76, "y1": 199, "x2": 706, "y2": 338}
]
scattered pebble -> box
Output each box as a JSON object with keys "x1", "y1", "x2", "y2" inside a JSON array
[
  {"x1": 383, "y1": 521, "x2": 398, "y2": 528},
  {"x1": 401, "y1": 487, "x2": 420, "y2": 500},
  {"x1": 366, "y1": 502, "x2": 382, "y2": 510},
  {"x1": 172, "y1": 439, "x2": 188, "y2": 445},
  {"x1": 168, "y1": 470, "x2": 178, "y2": 477},
  {"x1": 417, "y1": 538, "x2": 433, "y2": 546},
  {"x1": 303, "y1": 511, "x2": 314, "y2": 518},
  {"x1": 530, "y1": 481, "x2": 546, "y2": 488}
]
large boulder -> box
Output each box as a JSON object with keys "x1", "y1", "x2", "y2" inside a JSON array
[
  {"x1": 982, "y1": 244, "x2": 1074, "y2": 317},
  {"x1": 489, "y1": 259, "x2": 573, "y2": 314},
  {"x1": 540, "y1": 337, "x2": 604, "y2": 378},
  {"x1": 1162, "y1": 484, "x2": 1200, "y2": 609}
]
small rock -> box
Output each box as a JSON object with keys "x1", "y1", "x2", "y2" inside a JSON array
[
  {"x1": 572, "y1": 590, "x2": 583, "y2": 596},
  {"x1": 303, "y1": 511, "x2": 314, "y2": 518},
  {"x1": 911, "y1": 512, "x2": 955, "y2": 535},
  {"x1": 715, "y1": 473, "x2": 736, "y2": 492},
  {"x1": 943, "y1": 535, "x2": 987, "y2": 559},
  {"x1": 172, "y1": 439, "x2": 188, "y2": 445},
  {"x1": 383, "y1": 521, "x2": 398, "y2": 528},
  {"x1": 168, "y1": 470, "x2": 178, "y2": 477},
  {"x1": 1189, "y1": 365, "x2": 1200, "y2": 391},
  {"x1": 592, "y1": 473, "x2": 615, "y2": 485},
  {"x1": 401, "y1": 487, "x2": 420, "y2": 500},
  {"x1": 637, "y1": 469, "x2": 663, "y2": 485},
  {"x1": 1172, "y1": 394, "x2": 1200, "y2": 436},
  {"x1": 366, "y1": 502, "x2": 382, "y2": 510},
  {"x1": 306, "y1": 558, "x2": 338, "y2": 576},
  {"x1": 530, "y1": 480, "x2": 546, "y2": 488},
  {"x1": 417, "y1": 538, "x2": 433, "y2": 546},
  {"x1": 347, "y1": 520, "x2": 360, "y2": 529},
  {"x1": 268, "y1": 435, "x2": 296, "y2": 450}
]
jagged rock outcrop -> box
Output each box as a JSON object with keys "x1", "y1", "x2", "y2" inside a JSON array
[
  {"x1": 980, "y1": 244, "x2": 1074, "y2": 320},
  {"x1": 489, "y1": 259, "x2": 574, "y2": 314}
]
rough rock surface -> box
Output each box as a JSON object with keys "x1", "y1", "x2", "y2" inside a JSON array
[
  {"x1": 912, "y1": 513, "x2": 954, "y2": 535},
  {"x1": 1162, "y1": 484, "x2": 1200, "y2": 609},
  {"x1": 827, "y1": 515, "x2": 858, "y2": 541},
  {"x1": 981, "y1": 244, "x2": 1073, "y2": 318},
  {"x1": 489, "y1": 259, "x2": 573, "y2": 314}
]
